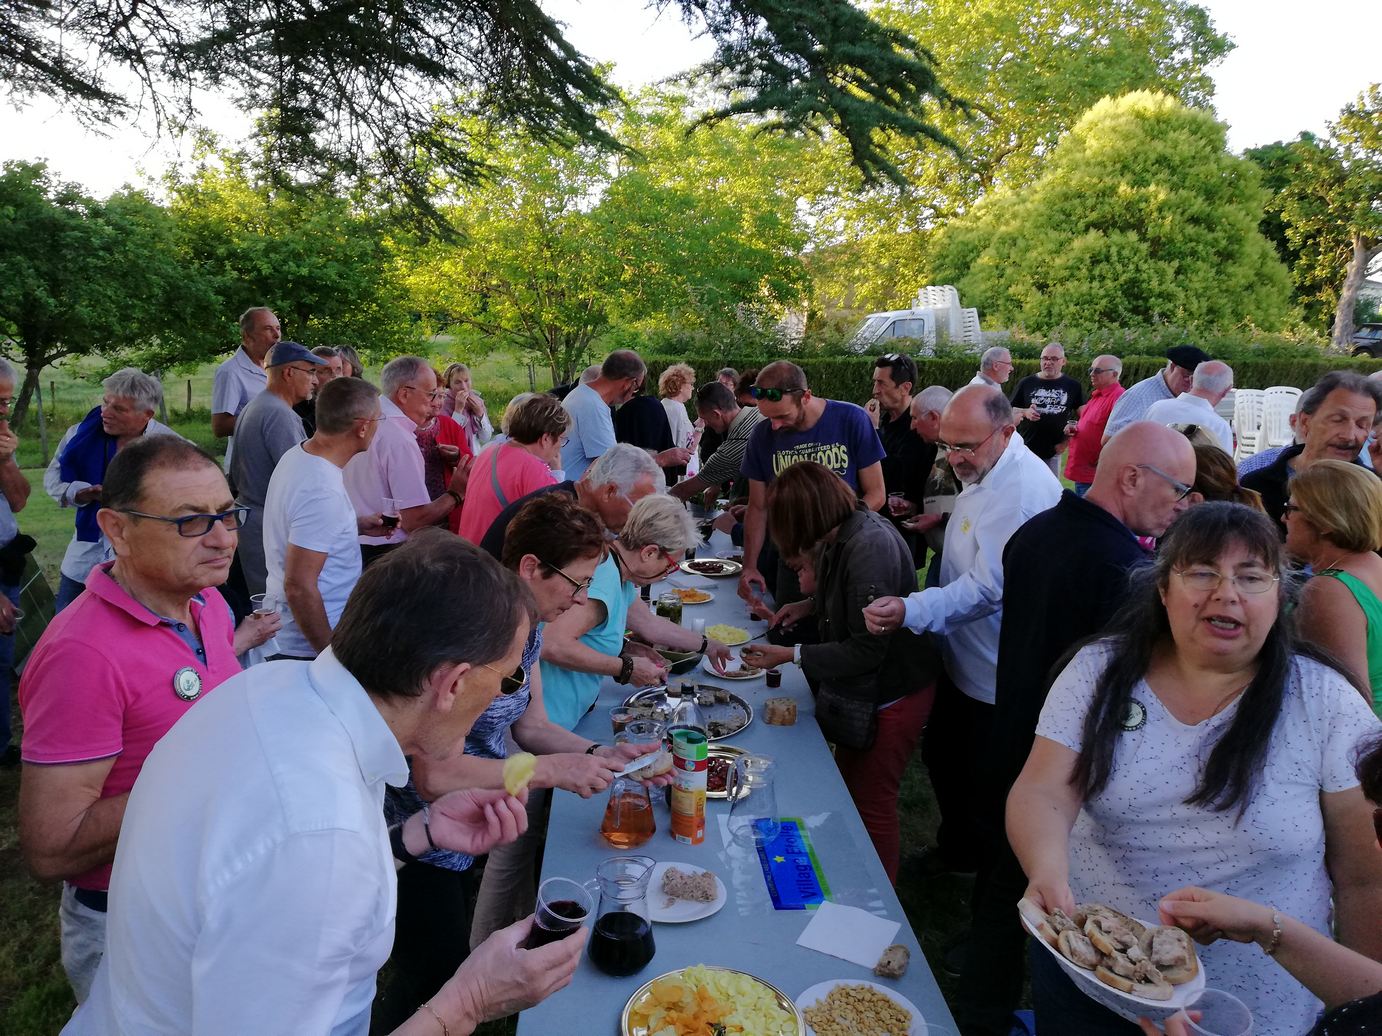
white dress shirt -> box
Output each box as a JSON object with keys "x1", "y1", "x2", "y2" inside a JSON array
[
  {"x1": 1144, "y1": 393, "x2": 1234, "y2": 453},
  {"x1": 901, "y1": 433, "x2": 1061, "y2": 703},
  {"x1": 66, "y1": 649, "x2": 408, "y2": 1036}
]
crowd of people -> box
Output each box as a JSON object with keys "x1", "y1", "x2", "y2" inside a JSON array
[{"x1": 4, "y1": 307, "x2": 1381, "y2": 1036}]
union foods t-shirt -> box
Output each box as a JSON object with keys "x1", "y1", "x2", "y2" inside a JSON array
[{"x1": 741, "y1": 399, "x2": 885, "y2": 490}]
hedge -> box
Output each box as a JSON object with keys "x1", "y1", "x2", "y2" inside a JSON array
[{"x1": 643, "y1": 354, "x2": 1382, "y2": 407}]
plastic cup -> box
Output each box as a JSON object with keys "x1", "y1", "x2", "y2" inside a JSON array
[
  {"x1": 249, "y1": 593, "x2": 278, "y2": 618},
  {"x1": 609, "y1": 706, "x2": 637, "y2": 736},
  {"x1": 522, "y1": 877, "x2": 593, "y2": 949},
  {"x1": 1182, "y1": 988, "x2": 1253, "y2": 1036}
]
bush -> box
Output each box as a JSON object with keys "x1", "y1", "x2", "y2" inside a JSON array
[{"x1": 641, "y1": 353, "x2": 1382, "y2": 406}]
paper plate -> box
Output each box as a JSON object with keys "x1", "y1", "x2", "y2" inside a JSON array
[
  {"x1": 647, "y1": 862, "x2": 727, "y2": 923},
  {"x1": 796, "y1": 979, "x2": 925, "y2": 1036},
  {"x1": 1019, "y1": 907, "x2": 1205, "y2": 1024}
]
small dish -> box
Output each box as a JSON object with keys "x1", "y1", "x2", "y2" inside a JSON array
[
  {"x1": 795, "y1": 980, "x2": 925, "y2": 1036},
  {"x1": 647, "y1": 862, "x2": 727, "y2": 923}
]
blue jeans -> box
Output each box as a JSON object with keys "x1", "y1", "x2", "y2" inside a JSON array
[
  {"x1": 1074, "y1": 481, "x2": 1092, "y2": 497},
  {"x1": 55, "y1": 572, "x2": 85, "y2": 613},
  {"x1": 0, "y1": 579, "x2": 21, "y2": 752}
]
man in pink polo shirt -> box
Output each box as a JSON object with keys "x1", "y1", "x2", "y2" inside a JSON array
[
  {"x1": 344, "y1": 355, "x2": 468, "y2": 567},
  {"x1": 18, "y1": 436, "x2": 279, "y2": 1002}
]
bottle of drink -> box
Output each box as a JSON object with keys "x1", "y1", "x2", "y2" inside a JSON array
[{"x1": 666, "y1": 688, "x2": 706, "y2": 743}]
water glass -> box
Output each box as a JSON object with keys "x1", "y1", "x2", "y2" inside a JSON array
[
  {"x1": 727, "y1": 755, "x2": 780, "y2": 846},
  {"x1": 1182, "y1": 988, "x2": 1253, "y2": 1036}
]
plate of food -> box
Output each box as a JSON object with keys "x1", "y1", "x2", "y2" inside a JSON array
[
  {"x1": 673, "y1": 587, "x2": 715, "y2": 605},
  {"x1": 705, "y1": 623, "x2": 753, "y2": 647},
  {"x1": 623, "y1": 965, "x2": 804, "y2": 1036},
  {"x1": 795, "y1": 980, "x2": 923, "y2": 1036},
  {"x1": 648, "y1": 862, "x2": 727, "y2": 923},
  {"x1": 623, "y1": 685, "x2": 753, "y2": 741},
  {"x1": 706, "y1": 744, "x2": 749, "y2": 799},
  {"x1": 680, "y1": 558, "x2": 744, "y2": 578},
  {"x1": 1018, "y1": 898, "x2": 1204, "y2": 1024},
  {"x1": 702, "y1": 651, "x2": 764, "y2": 680}
]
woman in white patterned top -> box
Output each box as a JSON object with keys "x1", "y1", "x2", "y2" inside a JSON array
[{"x1": 1008, "y1": 502, "x2": 1382, "y2": 1036}]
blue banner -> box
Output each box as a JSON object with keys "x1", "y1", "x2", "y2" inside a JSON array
[{"x1": 756, "y1": 818, "x2": 831, "y2": 910}]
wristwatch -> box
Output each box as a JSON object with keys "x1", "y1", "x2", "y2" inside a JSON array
[
  {"x1": 389, "y1": 822, "x2": 417, "y2": 864},
  {"x1": 616, "y1": 653, "x2": 635, "y2": 685}
]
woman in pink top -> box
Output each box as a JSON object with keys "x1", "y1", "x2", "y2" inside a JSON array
[{"x1": 457, "y1": 393, "x2": 568, "y2": 544}]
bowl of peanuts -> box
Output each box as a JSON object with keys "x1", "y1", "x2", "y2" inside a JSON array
[{"x1": 794, "y1": 980, "x2": 926, "y2": 1036}]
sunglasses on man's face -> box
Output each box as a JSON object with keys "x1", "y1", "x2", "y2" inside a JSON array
[
  {"x1": 478, "y1": 661, "x2": 528, "y2": 695},
  {"x1": 750, "y1": 386, "x2": 804, "y2": 403}
]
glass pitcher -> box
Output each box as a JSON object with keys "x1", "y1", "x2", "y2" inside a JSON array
[
  {"x1": 601, "y1": 720, "x2": 661, "y2": 848},
  {"x1": 727, "y1": 754, "x2": 781, "y2": 847},
  {"x1": 589, "y1": 855, "x2": 657, "y2": 976}
]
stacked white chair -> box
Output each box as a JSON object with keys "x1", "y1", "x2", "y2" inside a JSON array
[
  {"x1": 1260, "y1": 385, "x2": 1302, "y2": 450},
  {"x1": 1232, "y1": 389, "x2": 1265, "y2": 460}
]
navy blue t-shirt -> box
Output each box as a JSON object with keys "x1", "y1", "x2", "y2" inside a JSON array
[{"x1": 741, "y1": 399, "x2": 886, "y2": 490}]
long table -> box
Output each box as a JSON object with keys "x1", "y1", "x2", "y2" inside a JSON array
[{"x1": 515, "y1": 567, "x2": 958, "y2": 1034}]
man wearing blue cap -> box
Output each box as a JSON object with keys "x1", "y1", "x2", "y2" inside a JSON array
[{"x1": 230, "y1": 342, "x2": 327, "y2": 598}]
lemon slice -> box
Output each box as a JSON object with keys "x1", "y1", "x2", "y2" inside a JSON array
[{"x1": 502, "y1": 752, "x2": 537, "y2": 796}]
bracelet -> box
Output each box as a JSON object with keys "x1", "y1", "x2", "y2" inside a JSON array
[
  {"x1": 445, "y1": 488, "x2": 463, "y2": 506},
  {"x1": 420, "y1": 1000, "x2": 449, "y2": 1036},
  {"x1": 421, "y1": 803, "x2": 438, "y2": 853},
  {"x1": 585, "y1": 743, "x2": 601, "y2": 755},
  {"x1": 1263, "y1": 910, "x2": 1284, "y2": 956},
  {"x1": 388, "y1": 822, "x2": 417, "y2": 864},
  {"x1": 616, "y1": 653, "x2": 634, "y2": 684},
  {"x1": 698, "y1": 635, "x2": 709, "y2": 654}
]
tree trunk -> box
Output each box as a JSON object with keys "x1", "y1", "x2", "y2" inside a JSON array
[
  {"x1": 1333, "y1": 232, "x2": 1382, "y2": 349},
  {"x1": 11, "y1": 364, "x2": 42, "y2": 428}
]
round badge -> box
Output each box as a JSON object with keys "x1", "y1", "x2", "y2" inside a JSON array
[
  {"x1": 173, "y1": 666, "x2": 203, "y2": 702},
  {"x1": 1120, "y1": 698, "x2": 1147, "y2": 732}
]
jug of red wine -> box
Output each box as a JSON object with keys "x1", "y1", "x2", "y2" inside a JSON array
[{"x1": 589, "y1": 855, "x2": 656, "y2": 977}]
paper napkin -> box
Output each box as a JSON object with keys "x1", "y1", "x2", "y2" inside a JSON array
[{"x1": 795, "y1": 901, "x2": 901, "y2": 969}]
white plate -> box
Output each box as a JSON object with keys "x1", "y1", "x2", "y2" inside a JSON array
[
  {"x1": 1019, "y1": 908, "x2": 1205, "y2": 1024},
  {"x1": 674, "y1": 589, "x2": 715, "y2": 605},
  {"x1": 647, "y1": 862, "x2": 727, "y2": 923},
  {"x1": 796, "y1": 980, "x2": 925, "y2": 1035},
  {"x1": 702, "y1": 650, "x2": 765, "y2": 680}
]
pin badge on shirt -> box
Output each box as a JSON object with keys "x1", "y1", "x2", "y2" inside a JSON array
[
  {"x1": 1120, "y1": 699, "x2": 1147, "y2": 732},
  {"x1": 173, "y1": 666, "x2": 203, "y2": 702}
]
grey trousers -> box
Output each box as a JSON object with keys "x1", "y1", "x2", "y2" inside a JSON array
[
  {"x1": 469, "y1": 786, "x2": 551, "y2": 950},
  {"x1": 60, "y1": 885, "x2": 106, "y2": 1003}
]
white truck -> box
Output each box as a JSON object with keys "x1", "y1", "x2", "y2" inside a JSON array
[{"x1": 847, "y1": 284, "x2": 983, "y2": 353}]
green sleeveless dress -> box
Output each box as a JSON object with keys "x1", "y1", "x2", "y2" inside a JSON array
[{"x1": 1317, "y1": 569, "x2": 1382, "y2": 717}]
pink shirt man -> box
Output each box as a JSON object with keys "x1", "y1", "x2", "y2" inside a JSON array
[
  {"x1": 343, "y1": 394, "x2": 431, "y2": 545},
  {"x1": 19, "y1": 563, "x2": 241, "y2": 891}
]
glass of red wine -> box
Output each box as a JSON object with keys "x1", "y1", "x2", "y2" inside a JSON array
[
  {"x1": 523, "y1": 877, "x2": 594, "y2": 949},
  {"x1": 380, "y1": 496, "x2": 401, "y2": 532}
]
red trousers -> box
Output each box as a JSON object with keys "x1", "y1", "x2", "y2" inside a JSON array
[{"x1": 834, "y1": 685, "x2": 935, "y2": 884}]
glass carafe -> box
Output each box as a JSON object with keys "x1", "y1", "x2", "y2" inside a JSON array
[
  {"x1": 589, "y1": 855, "x2": 657, "y2": 976},
  {"x1": 727, "y1": 754, "x2": 781, "y2": 846},
  {"x1": 601, "y1": 718, "x2": 661, "y2": 848}
]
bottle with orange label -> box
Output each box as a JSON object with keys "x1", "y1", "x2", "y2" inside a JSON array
[{"x1": 669, "y1": 728, "x2": 707, "y2": 845}]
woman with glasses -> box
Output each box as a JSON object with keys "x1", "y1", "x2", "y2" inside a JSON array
[
  {"x1": 375, "y1": 497, "x2": 647, "y2": 1029},
  {"x1": 1009, "y1": 503, "x2": 1381, "y2": 1035},
  {"x1": 1284, "y1": 460, "x2": 1382, "y2": 716},
  {"x1": 414, "y1": 367, "x2": 472, "y2": 531},
  {"x1": 457, "y1": 394, "x2": 568, "y2": 544}
]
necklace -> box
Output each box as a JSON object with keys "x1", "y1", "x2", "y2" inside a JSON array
[{"x1": 1313, "y1": 552, "x2": 1352, "y2": 577}]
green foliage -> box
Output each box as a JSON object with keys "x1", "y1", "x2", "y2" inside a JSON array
[
  {"x1": 810, "y1": 0, "x2": 1233, "y2": 310},
  {"x1": 929, "y1": 92, "x2": 1292, "y2": 337},
  {"x1": 0, "y1": 161, "x2": 217, "y2": 424},
  {"x1": 128, "y1": 148, "x2": 421, "y2": 372}
]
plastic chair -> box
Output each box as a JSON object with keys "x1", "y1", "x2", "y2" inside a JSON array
[
  {"x1": 1260, "y1": 385, "x2": 1302, "y2": 449},
  {"x1": 1232, "y1": 389, "x2": 1264, "y2": 460}
]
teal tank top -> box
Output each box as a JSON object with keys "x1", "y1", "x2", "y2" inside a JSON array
[{"x1": 1318, "y1": 569, "x2": 1382, "y2": 717}]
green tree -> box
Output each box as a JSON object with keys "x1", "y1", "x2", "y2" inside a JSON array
[
  {"x1": 929, "y1": 91, "x2": 1292, "y2": 337},
  {"x1": 2, "y1": 0, "x2": 958, "y2": 223},
  {"x1": 810, "y1": 0, "x2": 1232, "y2": 310},
  {"x1": 1275, "y1": 86, "x2": 1382, "y2": 348},
  {"x1": 0, "y1": 161, "x2": 213, "y2": 423},
  {"x1": 135, "y1": 148, "x2": 418, "y2": 371}
]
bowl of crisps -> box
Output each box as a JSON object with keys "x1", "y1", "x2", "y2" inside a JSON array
[{"x1": 623, "y1": 965, "x2": 804, "y2": 1036}]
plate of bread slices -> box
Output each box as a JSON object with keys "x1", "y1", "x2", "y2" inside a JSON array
[{"x1": 1018, "y1": 898, "x2": 1204, "y2": 1024}]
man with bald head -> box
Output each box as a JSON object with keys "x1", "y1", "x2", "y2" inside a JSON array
[
  {"x1": 863, "y1": 384, "x2": 1060, "y2": 877},
  {"x1": 1145, "y1": 359, "x2": 1234, "y2": 453},
  {"x1": 952, "y1": 421, "x2": 1196, "y2": 1034}
]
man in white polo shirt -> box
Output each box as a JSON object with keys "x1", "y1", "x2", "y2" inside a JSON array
[
  {"x1": 211, "y1": 307, "x2": 279, "y2": 471},
  {"x1": 344, "y1": 356, "x2": 466, "y2": 566},
  {"x1": 1144, "y1": 359, "x2": 1235, "y2": 453},
  {"x1": 264, "y1": 377, "x2": 385, "y2": 660}
]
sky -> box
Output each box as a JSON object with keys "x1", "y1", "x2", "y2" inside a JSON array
[{"x1": 1, "y1": 0, "x2": 1378, "y2": 197}]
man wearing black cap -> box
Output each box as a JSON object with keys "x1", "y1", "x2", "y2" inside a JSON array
[
  {"x1": 230, "y1": 341, "x2": 328, "y2": 597},
  {"x1": 1102, "y1": 344, "x2": 1208, "y2": 441}
]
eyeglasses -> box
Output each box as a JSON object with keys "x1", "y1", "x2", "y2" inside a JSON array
[
  {"x1": 285, "y1": 365, "x2": 320, "y2": 376},
  {"x1": 119, "y1": 506, "x2": 251, "y2": 537},
  {"x1": 1136, "y1": 464, "x2": 1193, "y2": 501},
  {"x1": 478, "y1": 660, "x2": 529, "y2": 695},
  {"x1": 749, "y1": 386, "x2": 805, "y2": 403},
  {"x1": 1282, "y1": 502, "x2": 1302, "y2": 516},
  {"x1": 541, "y1": 559, "x2": 592, "y2": 599},
  {"x1": 1173, "y1": 567, "x2": 1279, "y2": 595},
  {"x1": 938, "y1": 424, "x2": 1005, "y2": 457},
  {"x1": 1089, "y1": 367, "x2": 1117, "y2": 376},
  {"x1": 655, "y1": 546, "x2": 682, "y2": 576},
  {"x1": 406, "y1": 384, "x2": 446, "y2": 401}
]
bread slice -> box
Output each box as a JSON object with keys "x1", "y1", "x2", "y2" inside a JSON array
[
  {"x1": 873, "y1": 943, "x2": 910, "y2": 978},
  {"x1": 1095, "y1": 965, "x2": 1174, "y2": 1001},
  {"x1": 1147, "y1": 926, "x2": 1200, "y2": 986}
]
